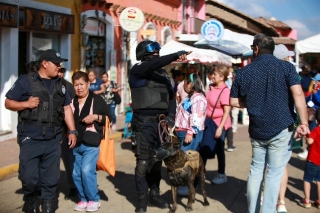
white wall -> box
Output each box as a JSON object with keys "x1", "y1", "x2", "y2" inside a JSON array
[
  {"x1": 0, "y1": 0, "x2": 72, "y2": 141},
  {"x1": 0, "y1": 28, "x2": 19, "y2": 141}
]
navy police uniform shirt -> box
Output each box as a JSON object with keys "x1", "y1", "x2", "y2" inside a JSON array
[
  {"x1": 6, "y1": 71, "x2": 71, "y2": 140},
  {"x1": 230, "y1": 54, "x2": 301, "y2": 140}
]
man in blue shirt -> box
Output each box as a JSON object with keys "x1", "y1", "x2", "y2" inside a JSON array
[
  {"x1": 5, "y1": 49, "x2": 77, "y2": 213},
  {"x1": 230, "y1": 34, "x2": 309, "y2": 213}
]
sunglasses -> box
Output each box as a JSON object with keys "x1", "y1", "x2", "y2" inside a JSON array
[
  {"x1": 250, "y1": 45, "x2": 256, "y2": 50},
  {"x1": 145, "y1": 42, "x2": 161, "y2": 53}
]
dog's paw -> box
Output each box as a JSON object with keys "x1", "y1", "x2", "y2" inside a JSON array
[
  {"x1": 185, "y1": 206, "x2": 193, "y2": 212},
  {"x1": 203, "y1": 200, "x2": 210, "y2": 206},
  {"x1": 168, "y1": 210, "x2": 176, "y2": 213}
]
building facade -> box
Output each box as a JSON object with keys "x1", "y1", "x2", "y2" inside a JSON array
[
  {"x1": 81, "y1": 0, "x2": 182, "y2": 112},
  {"x1": 0, "y1": 0, "x2": 78, "y2": 141}
]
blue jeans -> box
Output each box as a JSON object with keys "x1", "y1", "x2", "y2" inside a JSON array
[
  {"x1": 108, "y1": 101, "x2": 116, "y2": 124},
  {"x1": 175, "y1": 131, "x2": 203, "y2": 152},
  {"x1": 73, "y1": 143, "x2": 100, "y2": 202},
  {"x1": 247, "y1": 128, "x2": 292, "y2": 213}
]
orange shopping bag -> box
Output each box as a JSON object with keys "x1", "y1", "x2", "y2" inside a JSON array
[{"x1": 96, "y1": 117, "x2": 116, "y2": 176}]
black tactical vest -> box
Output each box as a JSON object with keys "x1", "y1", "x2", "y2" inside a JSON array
[
  {"x1": 131, "y1": 71, "x2": 170, "y2": 110},
  {"x1": 19, "y1": 73, "x2": 66, "y2": 135}
]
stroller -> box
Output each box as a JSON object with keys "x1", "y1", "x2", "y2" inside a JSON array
[{"x1": 123, "y1": 103, "x2": 133, "y2": 139}]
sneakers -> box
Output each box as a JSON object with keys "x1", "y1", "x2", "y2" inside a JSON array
[
  {"x1": 74, "y1": 201, "x2": 87, "y2": 211},
  {"x1": 314, "y1": 200, "x2": 320, "y2": 209},
  {"x1": 74, "y1": 201, "x2": 100, "y2": 212},
  {"x1": 277, "y1": 200, "x2": 287, "y2": 213},
  {"x1": 226, "y1": 146, "x2": 237, "y2": 152},
  {"x1": 301, "y1": 198, "x2": 312, "y2": 208},
  {"x1": 86, "y1": 201, "x2": 101, "y2": 212},
  {"x1": 177, "y1": 186, "x2": 189, "y2": 196},
  {"x1": 298, "y1": 149, "x2": 308, "y2": 160},
  {"x1": 211, "y1": 173, "x2": 227, "y2": 184}
]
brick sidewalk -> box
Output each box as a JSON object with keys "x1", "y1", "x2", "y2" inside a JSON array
[{"x1": 0, "y1": 119, "x2": 317, "y2": 213}]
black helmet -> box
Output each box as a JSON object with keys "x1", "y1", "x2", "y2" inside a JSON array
[{"x1": 136, "y1": 40, "x2": 161, "y2": 60}]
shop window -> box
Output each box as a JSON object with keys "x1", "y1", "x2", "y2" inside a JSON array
[
  {"x1": 32, "y1": 33, "x2": 60, "y2": 61},
  {"x1": 161, "y1": 26, "x2": 173, "y2": 45},
  {"x1": 143, "y1": 22, "x2": 157, "y2": 42},
  {"x1": 85, "y1": 36, "x2": 106, "y2": 78}
]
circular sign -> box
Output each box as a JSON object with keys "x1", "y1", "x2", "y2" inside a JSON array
[
  {"x1": 119, "y1": 7, "x2": 145, "y2": 32},
  {"x1": 201, "y1": 20, "x2": 224, "y2": 42}
]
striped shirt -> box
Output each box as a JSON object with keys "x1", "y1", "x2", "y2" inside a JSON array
[{"x1": 175, "y1": 92, "x2": 207, "y2": 135}]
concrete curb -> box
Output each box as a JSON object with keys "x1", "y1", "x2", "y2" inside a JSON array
[{"x1": 0, "y1": 131, "x2": 124, "y2": 181}]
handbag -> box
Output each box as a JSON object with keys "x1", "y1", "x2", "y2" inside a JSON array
[
  {"x1": 199, "y1": 87, "x2": 227, "y2": 159},
  {"x1": 291, "y1": 113, "x2": 303, "y2": 150},
  {"x1": 113, "y1": 91, "x2": 121, "y2": 105},
  {"x1": 111, "y1": 81, "x2": 121, "y2": 105},
  {"x1": 96, "y1": 117, "x2": 116, "y2": 176},
  {"x1": 82, "y1": 130, "x2": 101, "y2": 146}
]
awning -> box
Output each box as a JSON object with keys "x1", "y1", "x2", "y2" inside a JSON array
[
  {"x1": 295, "y1": 34, "x2": 320, "y2": 54},
  {"x1": 160, "y1": 40, "x2": 232, "y2": 66},
  {"x1": 194, "y1": 29, "x2": 254, "y2": 57}
]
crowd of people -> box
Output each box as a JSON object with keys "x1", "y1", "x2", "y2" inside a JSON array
[{"x1": 3, "y1": 33, "x2": 319, "y2": 213}]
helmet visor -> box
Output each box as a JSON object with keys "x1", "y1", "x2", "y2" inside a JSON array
[{"x1": 145, "y1": 42, "x2": 161, "y2": 53}]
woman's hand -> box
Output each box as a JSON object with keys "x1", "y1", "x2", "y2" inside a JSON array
[
  {"x1": 215, "y1": 127, "x2": 223, "y2": 138},
  {"x1": 184, "y1": 134, "x2": 193, "y2": 143},
  {"x1": 82, "y1": 114, "x2": 98, "y2": 124}
]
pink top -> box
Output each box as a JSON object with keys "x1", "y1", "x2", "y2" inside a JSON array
[
  {"x1": 175, "y1": 92, "x2": 207, "y2": 135},
  {"x1": 176, "y1": 81, "x2": 188, "y2": 102},
  {"x1": 71, "y1": 99, "x2": 97, "y2": 132},
  {"x1": 206, "y1": 83, "x2": 231, "y2": 130}
]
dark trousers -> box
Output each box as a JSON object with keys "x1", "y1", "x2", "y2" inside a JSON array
[
  {"x1": 18, "y1": 135, "x2": 61, "y2": 199},
  {"x1": 132, "y1": 114, "x2": 162, "y2": 194},
  {"x1": 215, "y1": 136, "x2": 226, "y2": 174},
  {"x1": 60, "y1": 136, "x2": 76, "y2": 190},
  {"x1": 226, "y1": 128, "x2": 234, "y2": 148}
]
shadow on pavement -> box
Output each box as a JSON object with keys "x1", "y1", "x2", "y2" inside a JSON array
[
  {"x1": 106, "y1": 171, "x2": 136, "y2": 207},
  {"x1": 288, "y1": 156, "x2": 306, "y2": 172}
]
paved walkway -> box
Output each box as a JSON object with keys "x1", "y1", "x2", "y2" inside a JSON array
[{"x1": 0, "y1": 117, "x2": 318, "y2": 213}]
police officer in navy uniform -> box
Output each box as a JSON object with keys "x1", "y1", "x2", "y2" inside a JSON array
[
  {"x1": 129, "y1": 40, "x2": 189, "y2": 213},
  {"x1": 5, "y1": 49, "x2": 77, "y2": 213}
]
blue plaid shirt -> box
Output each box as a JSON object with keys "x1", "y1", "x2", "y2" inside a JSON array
[{"x1": 230, "y1": 54, "x2": 301, "y2": 140}]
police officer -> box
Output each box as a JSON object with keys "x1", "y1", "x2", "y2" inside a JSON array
[
  {"x1": 129, "y1": 40, "x2": 189, "y2": 213},
  {"x1": 5, "y1": 49, "x2": 77, "y2": 213}
]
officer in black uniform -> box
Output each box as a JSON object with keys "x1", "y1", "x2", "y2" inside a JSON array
[
  {"x1": 129, "y1": 40, "x2": 189, "y2": 213},
  {"x1": 5, "y1": 49, "x2": 77, "y2": 213}
]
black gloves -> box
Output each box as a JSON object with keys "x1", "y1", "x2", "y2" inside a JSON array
[
  {"x1": 165, "y1": 114, "x2": 175, "y2": 127},
  {"x1": 176, "y1": 50, "x2": 188, "y2": 58}
]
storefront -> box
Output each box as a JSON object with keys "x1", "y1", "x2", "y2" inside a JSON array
[
  {"x1": 80, "y1": 10, "x2": 114, "y2": 79},
  {"x1": 0, "y1": 1, "x2": 74, "y2": 141}
]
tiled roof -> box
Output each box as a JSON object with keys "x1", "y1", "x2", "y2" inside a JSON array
[
  {"x1": 205, "y1": 0, "x2": 279, "y2": 36},
  {"x1": 273, "y1": 37, "x2": 296, "y2": 45},
  {"x1": 255, "y1": 17, "x2": 292, "y2": 30}
]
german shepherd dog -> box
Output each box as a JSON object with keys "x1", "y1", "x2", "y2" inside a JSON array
[{"x1": 159, "y1": 138, "x2": 210, "y2": 213}]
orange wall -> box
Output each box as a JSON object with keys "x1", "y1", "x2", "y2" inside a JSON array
[{"x1": 82, "y1": 0, "x2": 180, "y2": 82}]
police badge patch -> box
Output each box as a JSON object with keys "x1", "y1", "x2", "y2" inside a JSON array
[{"x1": 62, "y1": 85, "x2": 66, "y2": 95}]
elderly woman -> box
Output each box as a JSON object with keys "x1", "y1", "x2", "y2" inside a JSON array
[
  {"x1": 71, "y1": 71, "x2": 111, "y2": 212},
  {"x1": 88, "y1": 70, "x2": 106, "y2": 95},
  {"x1": 202, "y1": 66, "x2": 231, "y2": 185}
]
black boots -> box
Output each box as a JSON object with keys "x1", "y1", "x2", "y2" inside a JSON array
[
  {"x1": 135, "y1": 189, "x2": 168, "y2": 212},
  {"x1": 24, "y1": 195, "x2": 40, "y2": 213},
  {"x1": 41, "y1": 199, "x2": 55, "y2": 213},
  {"x1": 135, "y1": 193, "x2": 148, "y2": 213},
  {"x1": 149, "y1": 188, "x2": 169, "y2": 209}
]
